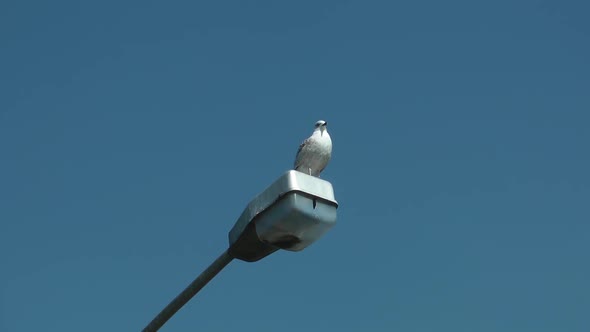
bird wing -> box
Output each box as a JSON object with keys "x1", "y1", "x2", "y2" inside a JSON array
[
  {"x1": 294, "y1": 138, "x2": 311, "y2": 169},
  {"x1": 296, "y1": 139, "x2": 308, "y2": 155}
]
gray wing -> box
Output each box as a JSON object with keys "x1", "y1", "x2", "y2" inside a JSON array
[{"x1": 293, "y1": 138, "x2": 311, "y2": 169}]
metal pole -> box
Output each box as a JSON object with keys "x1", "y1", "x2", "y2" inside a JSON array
[{"x1": 142, "y1": 249, "x2": 234, "y2": 332}]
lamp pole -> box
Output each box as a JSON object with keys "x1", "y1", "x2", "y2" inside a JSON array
[
  {"x1": 141, "y1": 171, "x2": 338, "y2": 331},
  {"x1": 142, "y1": 250, "x2": 234, "y2": 332}
]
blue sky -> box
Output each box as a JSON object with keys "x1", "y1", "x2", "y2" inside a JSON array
[{"x1": 1, "y1": 1, "x2": 589, "y2": 331}]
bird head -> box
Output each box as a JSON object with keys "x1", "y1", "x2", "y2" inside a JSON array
[{"x1": 314, "y1": 120, "x2": 328, "y2": 134}]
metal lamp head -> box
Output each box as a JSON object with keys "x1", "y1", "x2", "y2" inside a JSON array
[{"x1": 228, "y1": 171, "x2": 338, "y2": 262}]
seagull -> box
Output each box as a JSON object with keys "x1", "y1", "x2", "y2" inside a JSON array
[{"x1": 294, "y1": 120, "x2": 332, "y2": 177}]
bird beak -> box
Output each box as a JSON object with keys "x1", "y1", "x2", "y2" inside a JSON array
[{"x1": 324, "y1": 122, "x2": 328, "y2": 126}]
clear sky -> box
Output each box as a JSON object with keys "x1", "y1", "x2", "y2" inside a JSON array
[{"x1": 1, "y1": 1, "x2": 589, "y2": 331}]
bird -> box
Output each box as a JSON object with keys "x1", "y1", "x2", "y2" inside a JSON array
[{"x1": 294, "y1": 120, "x2": 332, "y2": 177}]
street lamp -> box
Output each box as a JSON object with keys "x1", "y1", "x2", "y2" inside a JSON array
[{"x1": 142, "y1": 170, "x2": 338, "y2": 331}]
